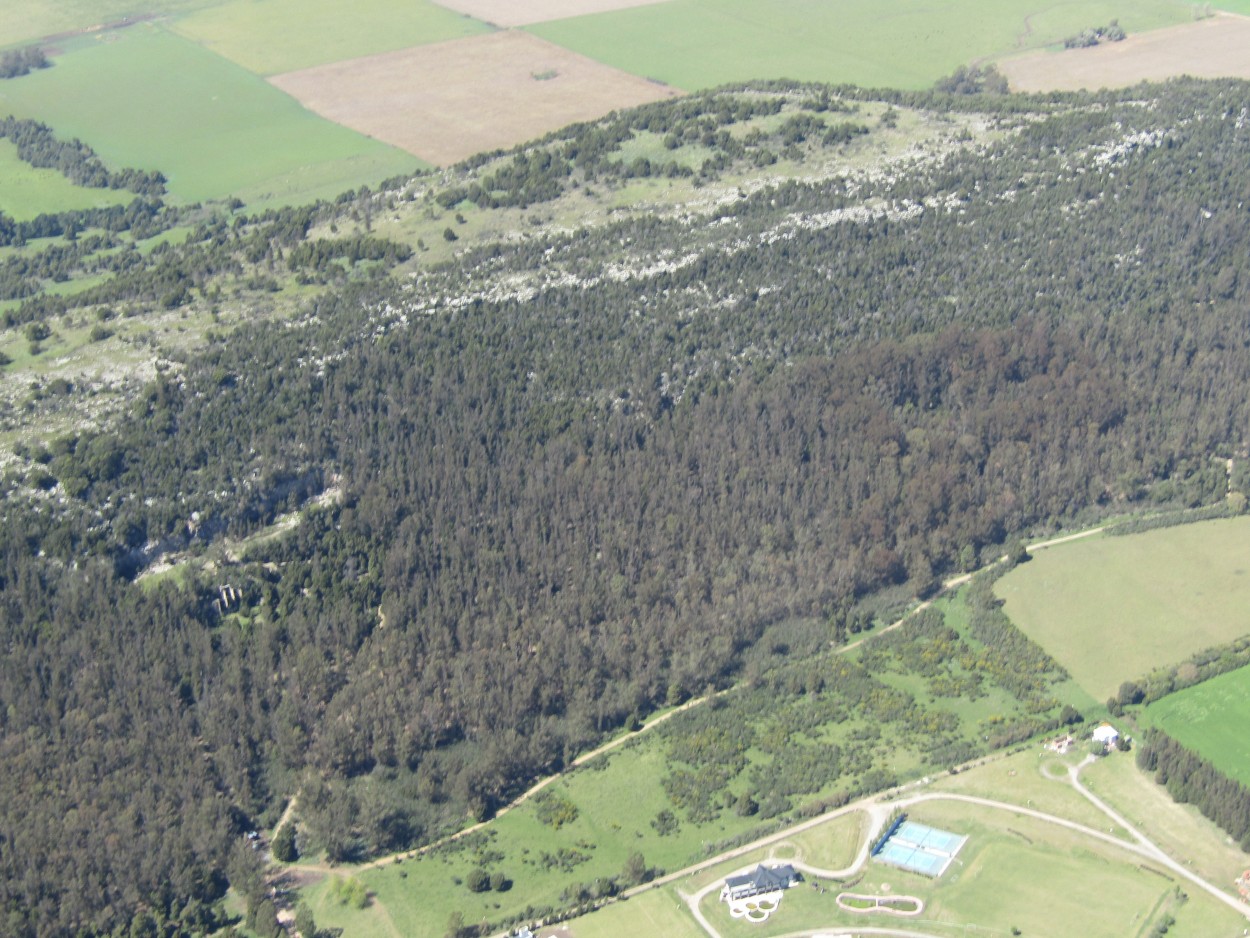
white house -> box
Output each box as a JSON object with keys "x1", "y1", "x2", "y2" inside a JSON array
[{"x1": 1092, "y1": 723, "x2": 1119, "y2": 748}]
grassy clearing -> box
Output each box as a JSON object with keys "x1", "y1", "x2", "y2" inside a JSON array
[
  {"x1": 995, "y1": 517, "x2": 1250, "y2": 702},
  {"x1": 171, "y1": 0, "x2": 491, "y2": 76},
  {"x1": 784, "y1": 811, "x2": 865, "y2": 869},
  {"x1": 0, "y1": 26, "x2": 420, "y2": 207},
  {"x1": 928, "y1": 747, "x2": 1123, "y2": 834},
  {"x1": 1081, "y1": 750, "x2": 1250, "y2": 893},
  {"x1": 528, "y1": 0, "x2": 1194, "y2": 91},
  {"x1": 0, "y1": 140, "x2": 131, "y2": 219},
  {"x1": 1142, "y1": 664, "x2": 1250, "y2": 787}
]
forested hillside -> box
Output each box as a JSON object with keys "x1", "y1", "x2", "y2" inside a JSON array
[{"x1": 3, "y1": 78, "x2": 1250, "y2": 936}]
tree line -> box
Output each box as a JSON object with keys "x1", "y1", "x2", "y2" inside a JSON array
[
  {"x1": 1136, "y1": 729, "x2": 1250, "y2": 851},
  {"x1": 0, "y1": 116, "x2": 165, "y2": 196}
]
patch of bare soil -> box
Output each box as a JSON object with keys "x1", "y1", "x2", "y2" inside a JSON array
[
  {"x1": 269, "y1": 31, "x2": 679, "y2": 166},
  {"x1": 1000, "y1": 12, "x2": 1250, "y2": 92},
  {"x1": 430, "y1": 0, "x2": 675, "y2": 28}
]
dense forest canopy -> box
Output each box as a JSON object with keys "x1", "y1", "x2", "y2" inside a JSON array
[{"x1": 2, "y1": 77, "x2": 1250, "y2": 935}]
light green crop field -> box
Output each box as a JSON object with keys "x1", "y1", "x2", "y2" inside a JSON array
[
  {"x1": 1142, "y1": 664, "x2": 1250, "y2": 788},
  {"x1": 0, "y1": 26, "x2": 421, "y2": 207},
  {"x1": 995, "y1": 517, "x2": 1250, "y2": 702},
  {"x1": 528, "y1": 0, "x2": 1195, "y2": 91},
  {"x1": 171, "y1": 0, "x2": 491, "y2": 76},
  {"x1": 0, "y1": 140, "x2": 130, "y2": 219}
]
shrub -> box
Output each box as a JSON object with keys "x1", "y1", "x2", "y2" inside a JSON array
[{"x1": 466, "y1": 868, "x2": 490, "y2": 893}]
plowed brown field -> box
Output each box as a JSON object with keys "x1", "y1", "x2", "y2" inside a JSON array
[
  {"x1": 269, "y1": 31, "x2": 679, "y2": 166},
  {"x1": 1000, "y1": 13, "x2": 1250, "y2": 92}
]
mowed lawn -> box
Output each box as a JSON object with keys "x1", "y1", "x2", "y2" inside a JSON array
[
  {"x1": 171, "y1": 0, "x2": 492, "y2": 76},
  {"x1": 528, "y1": 0, "x2": 1195, "y2": 91},
  {"x1": 995, "y1": 517, "x2": 1250, "y2": 702},
  {"x1": 1143, "y1": 664, "x2": 1250, "y2": 788},
  {"x1": 0, "y1": 27, "x2": 421, "y2": 207},
  {"x1": 0, "y1": 139, "x2": 130, "y2": 219}
]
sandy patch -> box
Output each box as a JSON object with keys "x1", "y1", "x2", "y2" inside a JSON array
[
  {"x1": 430, "y1": 0, "x2": 676, "y2": 28},
  {"x1": 1000, "y1": 13, "x2": 1250, "y2": 93},
  {"x1": 270, "y1": 31, "x2": 679, "y2": 166}
]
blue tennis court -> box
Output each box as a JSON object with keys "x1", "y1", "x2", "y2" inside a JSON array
[
  {"x1": 873, "y1": 820, "x2": 967, "y2": 877},
  {"x1": 895, "y1": 821, "x2": 965, "y2": 856}
]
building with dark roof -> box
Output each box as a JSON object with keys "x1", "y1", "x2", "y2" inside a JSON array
[{"x1": 719, "y1": 863, "x2": 801, "y2": 902}]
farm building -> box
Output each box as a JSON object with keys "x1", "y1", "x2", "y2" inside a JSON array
[
  {"x1": 1092, "y1": 723, "x2": 1120, "y2": 748},
  {"x1": 720, "y1": 864, "x2": 801, "y2": 902}
]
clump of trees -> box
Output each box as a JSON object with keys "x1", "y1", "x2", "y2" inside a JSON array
[
  {"x1": 934, "y1": 64, "x2": 1009, "y2": 95},
  {"x1": 0, "y1": 45, "x2": 49, "y2": 80},
  {"x1": 1064, "y1": 21, "x2": 1126, "y2": 48}
]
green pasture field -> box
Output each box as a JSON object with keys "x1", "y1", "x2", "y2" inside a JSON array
[
  {"x1": 1142, "y1": 663, "x2": 1250, "y2": 788},
  {"x1": 528, "y1": 0, "x2": 1195, "y2": 92},
  {"x1": 0, "y1": 26, "x2": 421, "y2": 207},
  {"x1": 995, "y1": 516, "x2": 1250, "y2": 702},
  {"x1": 171, "y1": 0, "x2": 491, "y2": 76},
  {"x1": 0, "y1": 140, "x2": 131, "y2": 219}
]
